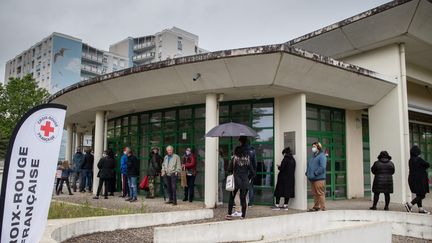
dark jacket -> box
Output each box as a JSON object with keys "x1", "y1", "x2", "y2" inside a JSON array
[
  {"x1": 127, "y1": 155, "x2": 140, "y2": 177},
  {"x1": 80, "y1": 153, "x2": 94, "y2": 170},
  {"x1": 97, "y1": 157, "x2": 116, "y2": 179},
  {"x1": 371, "y1": 158, "x2": 395, "y2": 193},
  {"x1": 182, "y1": 153, "x2": 197, "y2": 176},
  {"x1": 408, "y1": 146, "x2": 430, "y2": 195},
  {"x1": 147, "y1": 153, "x2": 163, "y2": 176},
  {"x1": 228, "y1": 154, "x2": 255, "y2": 190},
  {"x1": 274, "y1": 154, "x2": 296, "y2": 198}
]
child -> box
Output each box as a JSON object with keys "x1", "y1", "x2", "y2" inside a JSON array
[{"x1": 56, "y1": 161, "x2": 74, "y2": 195}]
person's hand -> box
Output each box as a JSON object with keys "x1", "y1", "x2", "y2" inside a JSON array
[{"x1": 161, "y1": 172, "x2": 165, "y2": 176}]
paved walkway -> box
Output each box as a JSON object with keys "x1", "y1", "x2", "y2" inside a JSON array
[{"x1": 52, "y1": 192, "x2": 432, "y2": 243}]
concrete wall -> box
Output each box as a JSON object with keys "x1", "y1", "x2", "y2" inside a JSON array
[
  {"x1": 274, "y1": 94, "x2": 307, "y2": 210},
  {"x1": 407, "y1": 81, "x2": 432, "y2": 113},
  {"x1": 407, "y1": 63, "x2": 432, "y2": 86},
  {"x1": 345, "y1": 110, "x2": 364, "y2": 198},
  {"x1": 253, "y1": 222, "x2": 391, "y2": 243},
  {"x1": 153, "y1": 210, "x2": 431, "y2": 243},
  {"x1": 343, "y1": 44, "x2": 410, "y2": 203},
  {"x1": 42, "y1": 209, "x2": 213, "y2": 243}
]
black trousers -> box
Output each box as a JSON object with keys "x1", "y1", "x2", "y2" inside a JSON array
[
  {"x1": 184, "y1": 175, "x2": 196, "y2": 202},
  {"x1": 372, "y1": 192, "x2": 390, "y2": 208},
  {"x1": 96, "y1": 178, "x2": 110, "y2": 197},
  {"x1": 411, "y1": 194, "x2": 425, "y2": 208},
  {"x1": 228, "y1": 188, "x2": 248, "y2": 218},
  {"x1": 57, "y1": 177, "x2": 72, "y2": 194},
  {"x1": 165, "y1": 175, "x2": 178, "y2": 203}
]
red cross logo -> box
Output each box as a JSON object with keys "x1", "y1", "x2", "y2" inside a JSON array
[{"x1": 40, "y1": 121, "x2": 55, "y2": 137}]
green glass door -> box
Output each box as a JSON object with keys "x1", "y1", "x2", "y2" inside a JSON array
[{"x1": 306, "y1": 104, "x2": 346, "y2": 200}]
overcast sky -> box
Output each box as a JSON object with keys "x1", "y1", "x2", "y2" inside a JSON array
[{"x1": 0, "y1": 0, "x2": 390, "y2": 83}]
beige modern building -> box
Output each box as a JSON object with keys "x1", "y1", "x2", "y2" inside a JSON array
[{"x1": 49, "y1": 0, "x2": 431, "y2": 210}]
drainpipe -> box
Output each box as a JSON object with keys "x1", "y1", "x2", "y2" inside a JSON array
[{"x1": 399, "y1": 43, "x2": 410, "y2": 203}]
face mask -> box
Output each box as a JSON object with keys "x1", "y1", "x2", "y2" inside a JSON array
[
  {"x1": 312, "y1": 147, "x2": 318, "y2": 153},
  {"x1": 123, "y1": 151, "x2": 127, "y2": 155},
  {"x1": 102, "y1": 153, "x2": 107, "y2": 157},
  {"x1": 186, "y1": 151, "x2": 191, "y2": 156}
]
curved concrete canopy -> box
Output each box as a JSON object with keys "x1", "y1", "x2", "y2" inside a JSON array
[
  {"x1": 49, "y1": 44, "x2": 395, "y2": 131},
  {"x1": 287, "y1": 0, "x2": 432, "y2": 72}
]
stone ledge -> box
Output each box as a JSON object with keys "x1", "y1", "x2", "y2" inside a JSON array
[{"x1": 41, "y1": 209, "x2": 213, "y2": 243}]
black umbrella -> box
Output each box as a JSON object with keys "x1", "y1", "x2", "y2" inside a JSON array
[{"x1": 205, "y1": 122, "x2": 258, "y2": 137}]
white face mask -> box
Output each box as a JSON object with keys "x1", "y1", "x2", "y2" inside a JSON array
[
  {"x1": 186, "y1": 151, "x2": 191, "y2": 156},
  {"x1": 312, "y1": 147, "x2": 318, "y2": 153},
  {"x1": 123, "y1": 151, "x2": 127, "y2": 155}
]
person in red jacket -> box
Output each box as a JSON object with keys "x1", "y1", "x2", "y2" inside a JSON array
[{"x1": 182, "y1": 147, "x2": 197, "y2": 202}]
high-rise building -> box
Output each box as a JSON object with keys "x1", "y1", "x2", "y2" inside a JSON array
[
  {"x1": 4, "y1": 32, "x2": 128, "y2": 94},
  {"x1": 109, "y1": 26, "x2": 206, "y2": 67}
]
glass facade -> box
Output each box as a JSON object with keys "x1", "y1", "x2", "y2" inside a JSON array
[
  {"x1": 362, "y1": 116, "x2": 371, "y2": 196},
  {"x1": 107, "y1": 99, "x2": 275, "y2": 204},
  {"x1": 306, "y1": 104, "x2": 346, "y2": 200}
]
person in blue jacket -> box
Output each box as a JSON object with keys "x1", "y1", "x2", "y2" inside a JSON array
[
  {"x1": 306, "y1": 142, "x2": 327, "y2": 211},
  {"x1": 120, "y1": 147, "x2": 129, "y2": 198}
]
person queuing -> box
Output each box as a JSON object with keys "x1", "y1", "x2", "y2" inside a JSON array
[
  {"x1": 55, "y1": 161, "x2": 63, "y2": 194},
  {"x1": 306, "y1": 142, "x2": 327, "y2": 212},
  {"x1": 225, "y1": 146, "x2": 256, "y2": 220},
  {"x1": 71, "y1": 148, "x2": 84, "y2": 192},
  {"x1": 94, "y1": 149, "x2": 116, "y2": 199},
  {"x1": 119, "y1": 147, "x2": 129, "y2": 198},
  {"x1": 272, "y1": 147, "x2": 296, "y2": 210},
  {"x1": 79, "y1": 148, "x2": 94, "y2": 193},
  {"x1": 161, "y1": 145, "x2": 182, "y2": 206},
  {"x1": 126, "y1": 148, "x2": 140, "y2": 202},
  {"x1": 182, "y1": 147, "x2": 197, "y2": 202},
  {"x1": 370, "y1": 151, "x2": 395, "y2": 211},
  {"x1": 147, "y1": 147, "x2": 163, "y2": 198},
  {"x1": 237, "y1": 136, "x2": 256, "y2": 207},
  {"x1": 56, "y1": 160, "x2": 74, "y2": 195},
  {"x1": 405, "y1": 145, "x2": 430, "y2": 214}
]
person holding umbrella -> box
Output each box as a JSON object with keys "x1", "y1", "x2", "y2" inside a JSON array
[{"x1": 225, "y1": 146, "x2": 256, "y2": 220}]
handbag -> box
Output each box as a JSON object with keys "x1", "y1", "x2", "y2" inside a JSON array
[
  {"x1": 180, "y1": 170, "x2": 187, "y2": 188},
  {"x1": 139, "y1": 175, "x2": 149, "y2": 191},
  {"x1": 225, "y1": 157, "x2": 235, "y2": 191},
  {"x1": 225, "y1": 174, "x2": 235, "y2": 191}
]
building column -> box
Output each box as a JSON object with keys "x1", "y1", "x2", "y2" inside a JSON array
[
  {"x1": 205, "y1": 94, "x2": 218, "y2": 208},
  {"x1": 93, "y1": 111, "x2": 105, "y2": 195},
  {"x1": 65, "y1": 124, "x2": 73, "y2": 162},
  {"x1": 274, "y1": 93, "x2": 307, "y2": 210},
  {"x1": 75, "y1": 129, "x2": 81, "y2": 151},
  {"x1": 346, "y1": 110, "x2": 364, "y2": 199}
]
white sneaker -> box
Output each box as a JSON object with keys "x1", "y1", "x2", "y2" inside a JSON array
[
  {"x1": 231, "y1": 211, "x2": 242, "y2": 217},
  {"x1": 271, "y1": 205, "x2": 280, "y2": 211},
  {"x1": 419, "y1": 208, "x2": 430, "y2": 215},
  {"x1": 404, "y1": 202, "x2": 412, "y2": 213},
  {"x1": 281, "y1": 204, "x2": 289, "y2": 211}
]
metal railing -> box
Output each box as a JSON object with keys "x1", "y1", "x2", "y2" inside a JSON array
[
  {"x1": 132, "y1": 52, "x2": 155, "y2": 61},
  {"x1": 133, "y1": 41, "x2": 156, "y2": 51}
]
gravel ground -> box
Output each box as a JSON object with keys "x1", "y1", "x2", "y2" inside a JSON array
[{"x1": 54, "y1": 192, "x2": 431, "y2": 243}]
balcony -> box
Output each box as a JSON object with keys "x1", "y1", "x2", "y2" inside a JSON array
[
  {"x1": 81, "y1": 52, "x2": 103, "y2": 64},
  {"x1": 133, "y1": 41, "x2": 156, "y2": 52},
  {"x1": 81, "y1": 64, "x2": 102, "y2": 75},
  {"x1": 132, "y1": 52, "x2": 155, "y2": 62}
]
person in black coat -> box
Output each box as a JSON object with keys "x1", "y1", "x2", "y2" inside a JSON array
[
  {"x1": 273, "y1": 147, "x2": 296, "y2": 210},
  {"x1": 225, "y1": 146, "x2": 255, "y2": 220},
  {"x1": 147, "y1": 147, "x2": 163, "y2": 198},
  {"x1": 126, "y1": 148, "x2": 140, "y2": 202},
  {"x1": 405, "y1": 145, "x2": 430, "y2": 214},
  {"x1": 370, "y1": 151, "x2": 395, "y2": 211},
  {"x1": 79, "y1": 148, "x2": 94, "y2": 192},
  {"x1": 93, "y1": 149, "x2": 116, "y2": 199}
]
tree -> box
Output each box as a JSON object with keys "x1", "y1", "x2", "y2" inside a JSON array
[{"x1": 0, "y1": 74, "x2": 50, "y2": 159}]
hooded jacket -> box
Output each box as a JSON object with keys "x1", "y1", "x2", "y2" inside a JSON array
[
  {"x1": 408, "y1": 146, "x2": 430, "y2": 194},
  {"x1": 371, "y1": 155, "x2": 395, "y2": 194}
]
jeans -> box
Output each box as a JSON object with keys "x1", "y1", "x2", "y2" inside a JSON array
[
  {"x1": 183, "y1": 175, "x2": 195, "y2": 202},
  {"x1": 71, "y1": 171, "x2": 80, "y2": 192},
  {"x1": 165, "y1": 175, "x2": 178, "y2": 203},
  {"x1": 80, "y1": 169, "x2": 92, "y2": 191},
  {"x1": 128, "y1": 176, "x2": 138, "y2": 199}
]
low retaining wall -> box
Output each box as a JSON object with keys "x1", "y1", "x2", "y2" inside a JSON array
[
  {"x1": 252, "y1": 222, "x2": 392, "y2": 243},
  {"x1": 42, "y1": 209, "x2": 213, "y2": 243},
  {"x1": 153, "y1": 210, "x2": 431, "y2": 243}
]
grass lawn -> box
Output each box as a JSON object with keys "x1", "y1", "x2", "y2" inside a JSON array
[{"x1": 48, "y1": 200, "x2": 146, "y2": 219}]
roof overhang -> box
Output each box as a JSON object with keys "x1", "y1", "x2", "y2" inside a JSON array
[
  {"x1": 287, "y1": 0, "x2": 432, "y2": 73},
  {"x1": 49, "y1": 44, "x2": 396, "y2": 132}
]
